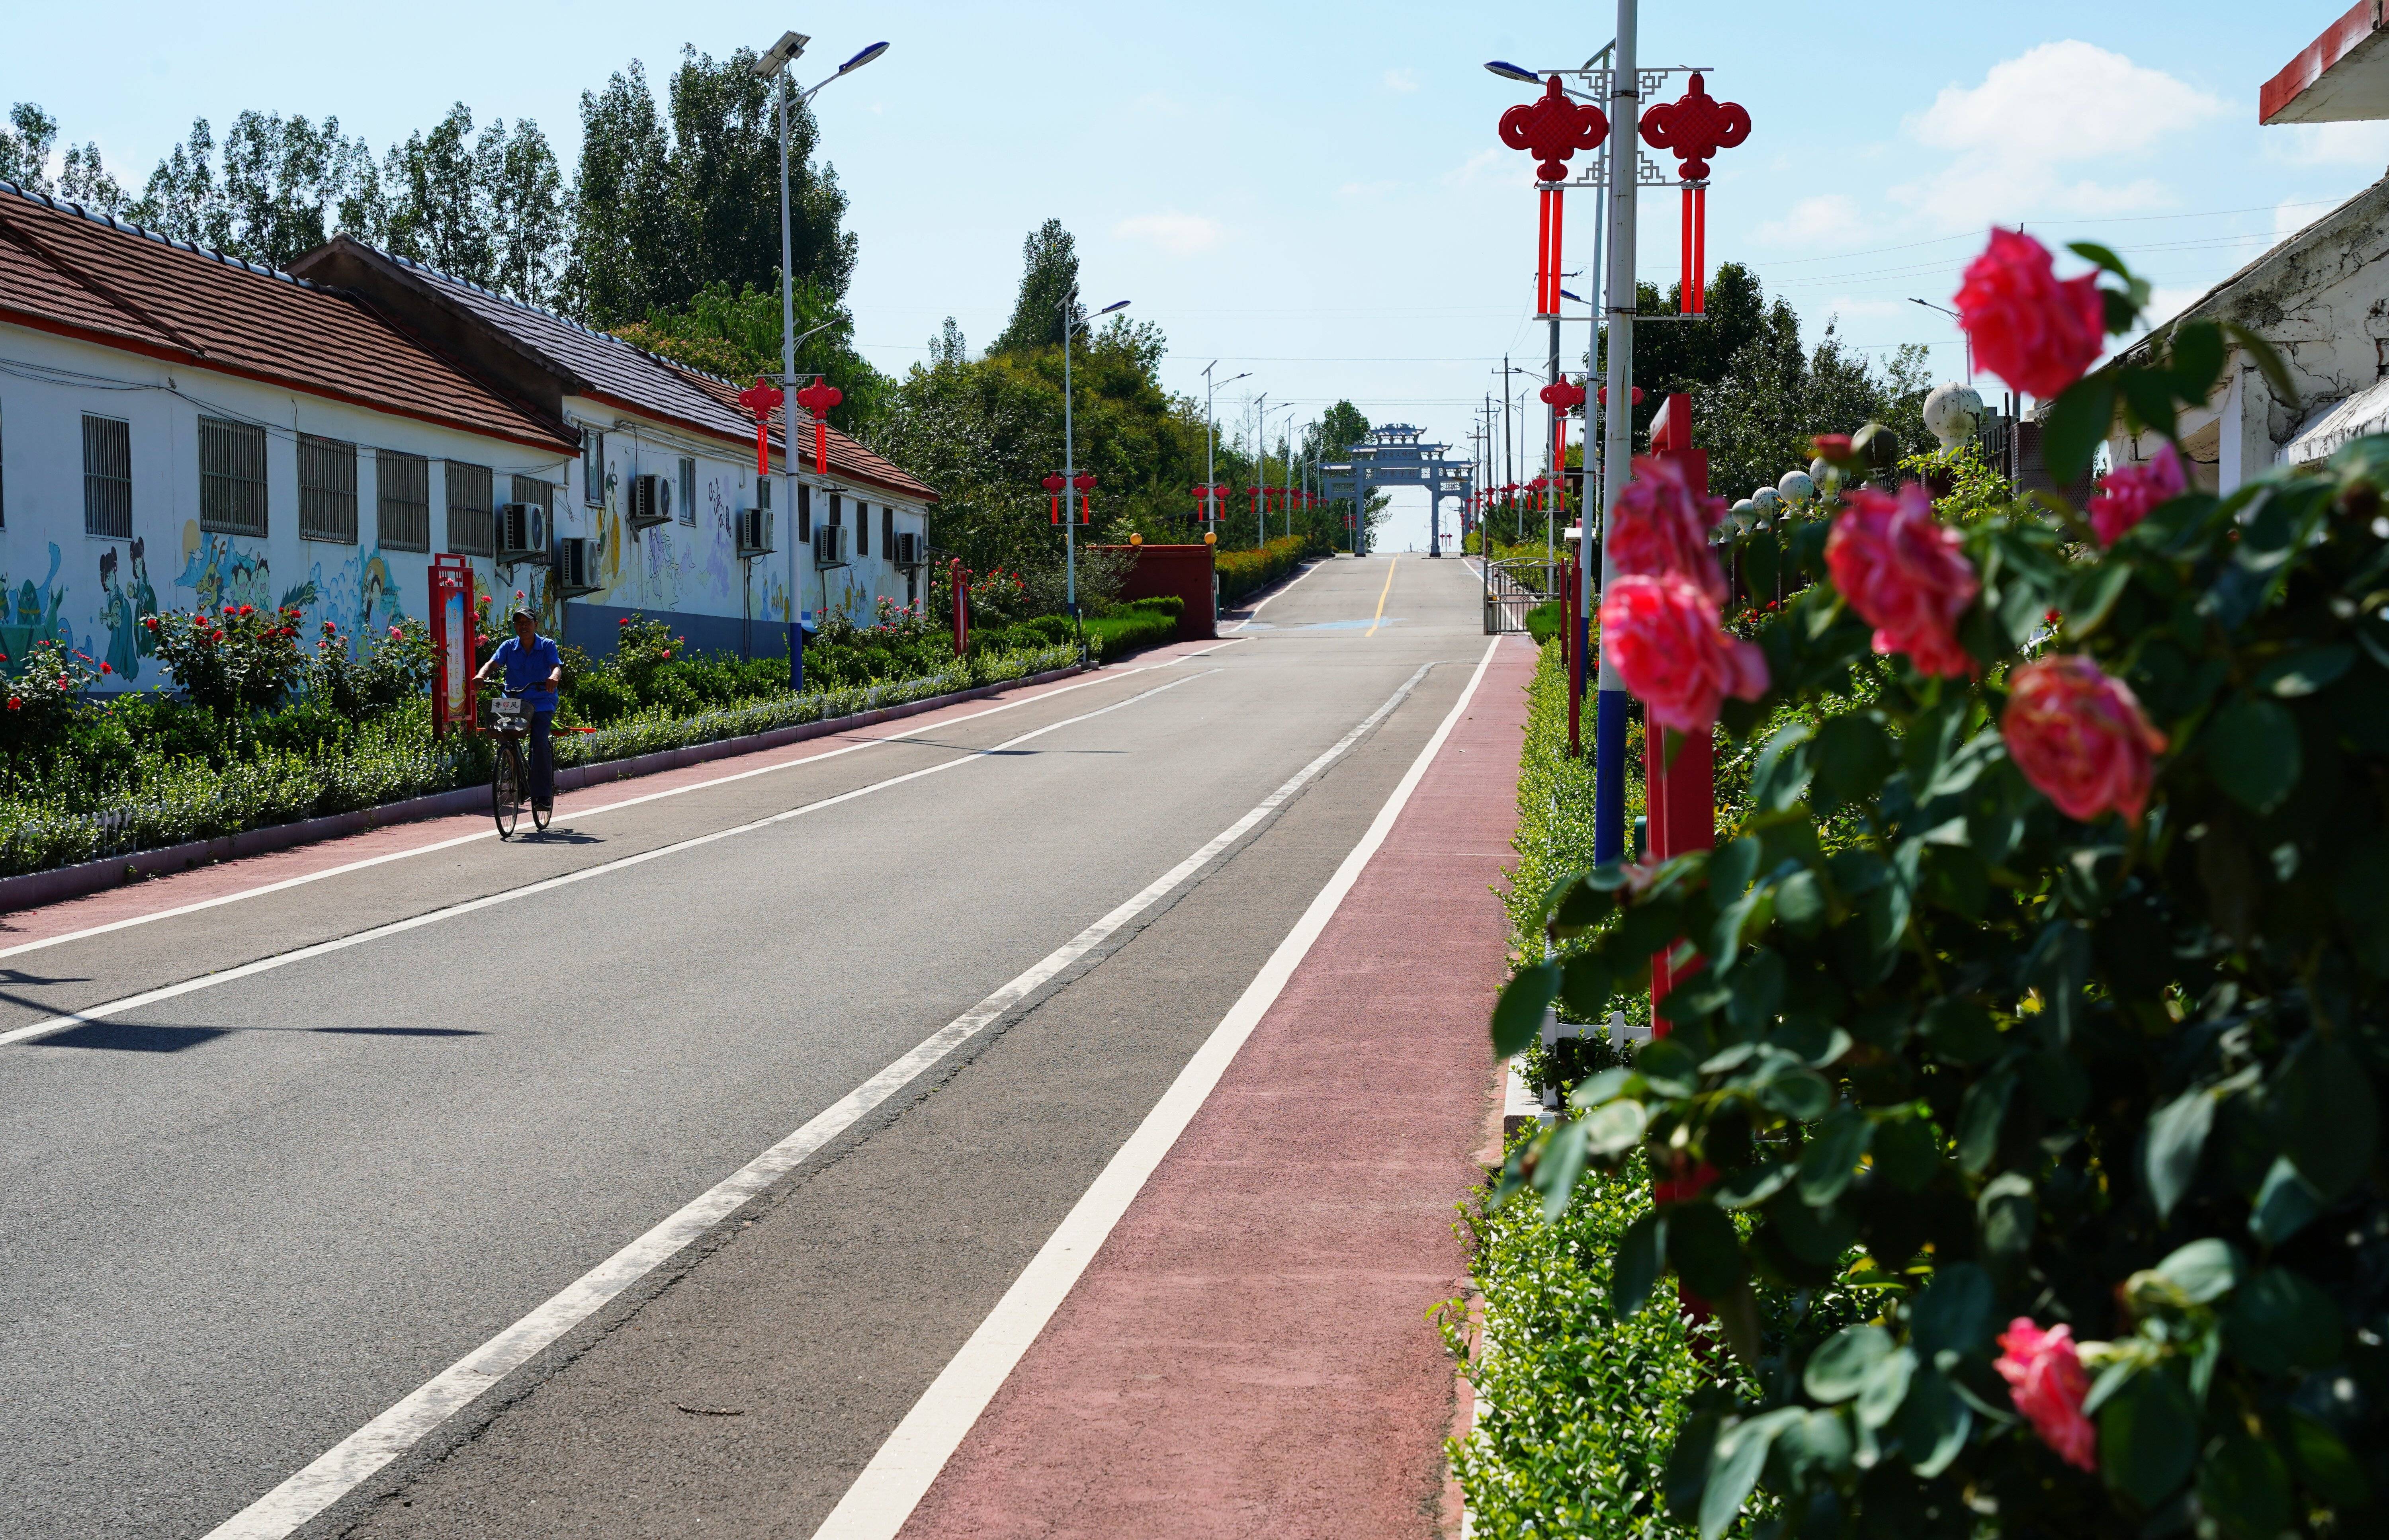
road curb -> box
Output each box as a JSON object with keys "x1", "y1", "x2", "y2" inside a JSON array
[{"x1": 0, "y1": 664, "x2": 1088, "y2": 915}]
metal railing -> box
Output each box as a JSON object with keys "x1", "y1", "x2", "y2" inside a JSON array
[{"x1": 1483, "y1": 557, "x2": 1562, "y2": 634}]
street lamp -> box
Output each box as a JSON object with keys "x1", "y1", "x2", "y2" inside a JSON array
[
  {"x1": 753, "y1": 30, "x2": 887, "y2": 686},
  {"x1": 1062, "y1": 292, "x2": 1130, "y2": 638},
  {"x1": 1201, "y1": 362, "x2": 1249, "y2": 535}
]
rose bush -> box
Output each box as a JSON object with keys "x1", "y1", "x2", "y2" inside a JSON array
[
  {"x1": 147, "y1": 604, "x2": 306, "y2": 715},
  {"x1": 1494, "y1": 235, "x2": 2385, "y2": 1539}
]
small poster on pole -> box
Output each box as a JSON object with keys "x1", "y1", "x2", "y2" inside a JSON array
[{"x1": 430, "y1": 555, "x2": 475, "y2": 738}]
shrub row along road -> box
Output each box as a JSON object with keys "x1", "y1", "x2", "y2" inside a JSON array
[{"x1": 2, "y1": 553, "x2": 1495, "y2": 1540}]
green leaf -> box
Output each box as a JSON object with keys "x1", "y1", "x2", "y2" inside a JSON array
[
  {"x1": 1635, "y1": 1036, "x2": 1701, "y2": 1098},
  {"x1": 2121, "y1": 367, "x2": 2181, "y2": 441},
  {"x1": 1751, "y1": 723, "x2": 1814, "y2": 812},
  {"x1": 1700, "y1": 1410, "x2": 1803, "y2": 1540},
  {"x1": 1766, "y1": 1191, "x2": 1858, "y2": 1266},
  {"x1": 1892, "y1": 1366, "x2": 1972, "y2": 1477},
  {"x1": 1797, "y1": 1105, "x2": 1873, "y2": 1205},
  {"x1": 2067, "y1": 240, "x2": 2132, "y2": 276},
  {"x1": 2144, "y1": 1084, "x2": 2215, "y2": 1221},
  {"x1": 1872, "y1": 1116, "x2": 1942, "y2": 1192},
  {"x1": 1921, "y1": 997, "x2": 2002, "y2": 1066},
  {"x1": 1977, "y1": 1171, "x2": 2036, "y2": 1256},
  {"x1": 1715, "y1": 1160, "x2": 1793, "y2": 1210},
  {"x1": 1773, "y1": 869, "x2": 1825, "y2": 933},
  {"x1": 2069, "y1": 559, "x2": 2135, "y2": 637},
  {"x1": 1582, "y1": 1097, "x2": 1649, "y2": 1159},
  {"x1": 1910, "y1": 1262, "x2": 1996, "y2": 1361},
  {"x1": 1758, "y1": 1065, "x2": 1832, "y2": 1122},
  {"x1": 1534, "y1": 1117, "x2": 1591, "y2": 1220},
  {"x1": 2169, "y1": 320, "x2": 2227, "y2": 400},
  {"x1": 1549, "y1": 874, "x2": 1617, "y2": 934},
  {"x1": 2254, "y1": 644, "x2": 2353, "y2": 697},
  {"x1": 2287, "y1": 1411, "x2": 2371, "y2": 1509},
  {"x1": 1855, "y1": 1345, "x2": 1917, "y2": 1430},
  {"x1": 1611, "y1": 1210, "x2": 1666, "y2": 1315},
  {"x1": 1955, "y1": 1070, "x2": 2016, "y2": 1175},
  {"x1": 2197, "y1": 1429, "x2": 2293, "y2": 1540},
  {"x1": 1558, "y1": 951, "x2": 1619, "y2": 1020},
  {"x1": 2224, "y1": 1266, "x2": 2342, "y2": 1374},
  {"x1": 2249, "y1": 1155, "x2": 2321, "y2": 1248},
  {"x1": 1804, "y1": 1323, "x2": 1893, "y2": 1404},
  {"x1": 2207, "y1": 696, "x2": 2300, "y2": 814},
  {"x1": 2100, "y1": 1368, "x2": 2197, "y2": 1508},
  {"x1": 2154, "y1": 1237, "x2": 2244, "y2": 1304},
  {"x1": 1812, "y1": 712, "x2": 1895, "y2": 809},
  {"x1": 1491, "y1": 961, "x2": 1560, "y2": 1055},
  {"x1": 1668, "y1": 1201, "x2": 1748, "y2": 1299},
  {"x1": 2043, "y1": 375, "x2": 2118, "y2": 487},
  {"x1": 2278, "y1": 1034, "x2": 2379, "y2": 1200}
]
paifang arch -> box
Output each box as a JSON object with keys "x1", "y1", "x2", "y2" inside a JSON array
[{"x1": 1318, "y1": 424, "x2": 1474, "y2": 559}]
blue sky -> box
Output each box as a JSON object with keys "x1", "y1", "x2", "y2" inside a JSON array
[{"x1": 12, "y1": 2, "x2": 2386, "y2": 547}]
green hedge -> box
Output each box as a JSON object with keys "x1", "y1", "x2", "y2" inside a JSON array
[
  {"x1": 1083, "y1": 596, "x2": 1182, "y2": 659},
  {"x1": 1216, "y1": 535, "x2": 1310, "y2": 604},
  {"x1": 0, "y1": 644, "x2": 1074, "y2": 879}
]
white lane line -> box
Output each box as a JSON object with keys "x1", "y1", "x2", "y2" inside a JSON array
[
  {"x1": 810, "y1": 635, "x2": 1503, "y2": 1540},
  {"x1": 1221, "y1": 558, "x2": 1330, "y2": 632},
  {"x1": 0, "y1": 672, "x2": 1219, "y2": 1052},
  {"x1": 0, "y1": 641, "x2": 1247, "y2": 965},
  {"x1": 194, "y1": 657, "x2": 1437, "y2": 1540}
]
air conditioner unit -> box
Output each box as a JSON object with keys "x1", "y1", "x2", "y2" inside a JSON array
[
  {"x1": 891, "y1": 530, "x2": 925, "y2": 569},
  {"x1": 813, "y1": 522, "x2": 848, "y2": 568},
  {"x1": 554, "y1": 536, "x2": 600, "y2": 596},
  {"x1": 496, "y1": 502, "x2": 550, "y2": 563},
  {"x1": 627, "y1": 473, "x2": 671, "y2": 529},
  {"x1": 737, "y1": 506, "x2": 773, "y2": 558}
]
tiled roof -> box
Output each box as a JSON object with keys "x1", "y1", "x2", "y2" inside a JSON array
[
  {"x1": 385, "y1": 257, "x2": 938, "y2": 502},
  {"x1": 0, "y1": 181, "x2": 579, "y2": 454}
]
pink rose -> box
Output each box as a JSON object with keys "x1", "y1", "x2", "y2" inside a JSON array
[
  {"x1": 2002, "y1": 656, "x2": 2166, "y2": 825},
  {"x1": 1599, "y1": 573, "x2": 1768, "y2": 734},
  {"x1": 1954, "y1": 229, "x2": 2107, "y2": 402},
  {"x1": 1609, "y1": 454, "x2": 1728, "y2": 604},
  {"x1": 1994, "y1": 1318, "x2": 2097, "y2": 1474},
  {"x1": 1825, "y1": 483, "x2": 1980, "y2": 677},
  {"x1": 2088, "y1": 441, "x2": 2186, "y2": 547}
]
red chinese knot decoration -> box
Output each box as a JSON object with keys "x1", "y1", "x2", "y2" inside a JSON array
[
  {"x1": 795, "y1": 379, "x2": 843, "y2": 473},
  {"x1": 1044, "y1": 472, "x2": 1067, "y2": 525},
  {"x1": 1639, "y1": 74, "x2": 1751, "y2": 317},
  {"x1": 1499, "y1": 76, "x2": 1609, "y2": 321},
  {"x1": 737, "y1": 377, "x2": 779, "y2": 475}
]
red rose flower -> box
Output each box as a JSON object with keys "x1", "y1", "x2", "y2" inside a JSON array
[
  {"x1": 1810, "y1": 434, "x2": 1852, "y2": 461},
  {"x1": 1825, "y1": 483, "x2": 1979, "y2": 678},
  {"x1": 211, "y1": 630, "x2": 225, "y2": 643},
  {"x1": 1598, "y1": 572, "x2": 1769, "y2": 734},
  {"x1": 2088, "y1": 440, "x2": 2186, "y2": 547},
  {"x1": 5, "y1": 699, "x2": 18, "y2": 711},
  {"x1": 239, "y1": 604, "x2": 254, "y2": 617},
  {"x1": 100, "y1": 663, "x2": 111, "y2": 674},
  {"x1": 2002, "y1": 655, "x2": 2166, "y2": 825},
  {"x1": 1609, "y1": 454, "x2": 1728, "y2": 603},
  {"x1": 1955, "y1": 229, "x2": 2107, "y2": 402},
  {"x1": 1994, "y1": 1318, "x2": 2097, "y2": 1473}
]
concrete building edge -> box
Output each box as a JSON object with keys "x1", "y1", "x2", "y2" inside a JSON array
[{"x1": 0, "y1": 664, "x2": 1086, "y2": 915}]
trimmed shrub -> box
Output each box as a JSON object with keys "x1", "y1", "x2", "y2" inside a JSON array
[{"x1": 1216, "y1": 535, "x2": 1309, "y2": 604}]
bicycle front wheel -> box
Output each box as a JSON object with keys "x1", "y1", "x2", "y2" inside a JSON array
[{"x1": 493, "y1": 739, "x2": 521, "y2": 839}]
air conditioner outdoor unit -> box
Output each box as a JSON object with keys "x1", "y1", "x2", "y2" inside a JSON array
[
  {"x1": 496, "y1": 502, "x2": 550, "y2": 563},
  {"x1": 737, "y1": 506, "x2": 773, "y2": 558},
  {"x1": 892, "y1": 530, "x2": 924, "y2": 569},
  {"x1": 627, "y1": 473, "x2": 671, "y2": 529},
  {"x1": 813, "y1": 522, "x2": 848, "y2": 568},
  {"x1": 554, "y1": 536, "x2": 600, "y2": 596}
]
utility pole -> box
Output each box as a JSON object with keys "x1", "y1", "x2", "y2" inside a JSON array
[{"x1": 1594, "y1": 0, "x2": 1640, "y2": 868}]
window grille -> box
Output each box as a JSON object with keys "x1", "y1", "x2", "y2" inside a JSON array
[
  {"x1": 0, "y1": 398, "x2": 7, "y2": 528},
  {"x1": 83, "y1": 414, "x2": 132, "y2": 539},
  {"x1": 883, "y1": 505, "x2": 894, "y2": 559},
  {"x1": 829, "y1": 492, "x2": 842, "y2": 527},
  {"x1": 198, "y1": 415, "x2": 267, "y2": 536},
  {"x1": 582, "y1": 428, "x2": 604, "y2": 507},
  {"x1": 299, "y1": 434, "x2": 358, "y2": 544},
  {"x1": 376, "y1": 450, "x2": 430, "y2": 552},
  {"x1": 446, "y1": 461, "x2": 494, "y2": 556},
  {"x1": 678, "y1": 457, "x2": 696, "y2": 524},
  {"x1": 758, "y1": 477, "x2": 771, "y2": 512},
  {"x1": 856, "y1": 500, "x2": 869, "y2": 557},
  {"x1": 797, "y1": 483, "x2": 811, "y2": 541},
  {"x1": 510, "y1": 474, "x2": 553, "y2": 524}
]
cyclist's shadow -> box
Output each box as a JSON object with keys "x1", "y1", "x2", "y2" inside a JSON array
[{"x1": 520, "y1": 825, "x2": 604, "y2": 845}]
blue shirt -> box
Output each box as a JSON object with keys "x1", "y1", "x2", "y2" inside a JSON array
[{"x1": 492, "y1": 634, "x2": 561, "y2": 711}]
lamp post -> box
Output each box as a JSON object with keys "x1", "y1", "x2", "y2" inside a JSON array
[
  {"x1": 1062, "y1": 290, "x2": 1130, "y2": 638},
  {"x1": 753, "y1": 31, "x2": 886, "y2": 687},
  {"x1": 1249, "y1": 392, "x2": 1268, "y2": 547},
  {"x1": 1202, "y1": 362, "x2": 1249, "y2": 538}
]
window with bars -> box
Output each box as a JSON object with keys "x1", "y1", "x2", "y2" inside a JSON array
[
  {"x1": 199, "y1": 415, "x2": 266, "y2": 536},
  {"x1": 797, "y1": 483, "x2": 811, "y2": 541},
  {"x1": 0, "y1": 398, "x2": 8, "y2": 529},
  {"x1": 376, "y1": 450, "x2": 430, "y2": 552},
  {"x1": 446, "y1": 461, "x2": 494, "y2": 556},
  {"x1": 510, "y1": 474, "x2": 553, "y2": 527},
  {"x1": 757, "y1": 477, "x2": 770, "y2": 512},
  {"x1": 883, "y1": 505, "x2": 894, "y2": 559},
  {"x1": 856, "y1": 499, "x2": 869, "y2": 557},
  {"x1": 678, "y1": 457, "x2": 695, "y2": 525},
  {"x1": 829, "y1": 492, "x2": 842, "y2": 527},
  {"x1": 582, "y1": 428, "x2": 604, "y2": 507},
  {"x1": 299, "y1": 434, "x2": 358, "y2": 544},
  {"x1": 83, "y1": 413, "x2": 132, "y2": 538}
]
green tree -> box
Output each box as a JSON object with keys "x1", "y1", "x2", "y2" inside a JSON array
[
  {"x1": 130, "y1": 111, "x2": 378, "y2": 270},
  {"x1": 1303, "y1": 400, "x2": 1372, "y2": 463},
  {"x1": 2, "y1": 103, "x2": 128, "y2": 214},
  {"x1": 614, "y1": 275, "x2": 887, "y2": 433},
  {"x1": 565, "y1": 47, "x2": 855, "y2": 327},
  {"x1": 991, "y1": 219, "x2": 1083, "y2": 356},
  {"x1": 381, "y1": 105, "x2": 566, "y2": 304}
]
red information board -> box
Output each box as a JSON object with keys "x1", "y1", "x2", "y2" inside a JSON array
[{"x1": 430, "y1": 554, "x2": 475, "y2": 738}]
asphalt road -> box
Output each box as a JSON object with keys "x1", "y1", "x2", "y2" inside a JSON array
[{"x1": 1, "y1": 551, "x2": 1497, "y2": 1540}]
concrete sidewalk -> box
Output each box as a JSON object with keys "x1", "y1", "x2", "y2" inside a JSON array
[{"x1": 897, "y1": 635, "x2": 1534, "y2": 1540}]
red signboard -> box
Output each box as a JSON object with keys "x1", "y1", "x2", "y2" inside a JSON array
[{"x1": 430, "y1": 554, "x2": 475, "y2": 738}]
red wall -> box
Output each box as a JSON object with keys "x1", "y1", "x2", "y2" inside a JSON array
[{"x1": 1090, "y1": 544, "x2": 1216, "y2": 641}]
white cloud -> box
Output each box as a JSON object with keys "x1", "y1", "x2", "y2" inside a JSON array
[
  {"x1": 2266, "y1": 119, "x2": 2389, "y2": 166},
  {"x1": 1383, "y1": 67, "x2": 1419, "y2": 93},
  {"x1": 1758, "y1": 194, "x2": 1862, "y2": 246},
  {"x1": 1110, "y1": 211, "x2": 1223, "y2": 256},
  {"x1": 1443, "y1": 147, "x2": 1529, "y2": 190},
  {"x1": 1335, "y1": 179, "x2": 1400, "y2": 201},
  {"x1": 1892, "y1": 41, "x2": 2227, "y2": 231}
]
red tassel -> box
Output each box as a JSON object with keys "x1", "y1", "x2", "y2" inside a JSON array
[
  {"x1": 1548, "y1": 189, "x2": 1564, "y2": 315},
  {"x1": 1535, "y1": 189, "x2": 1551, "y2": 314},
  {"x1": 814, "y1": 421, "x2": 829, "y2": 474},
  {"x1": 755, "y1": 423, "x2": 768, "y2": 477},
  {"x1": 1694, "y1": 186, "x2": 1707, "y2": 315}
]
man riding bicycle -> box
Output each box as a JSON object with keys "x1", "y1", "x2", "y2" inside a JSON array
[{"x1": 476, "y1": 605, "x2": 563, "y2": 814}]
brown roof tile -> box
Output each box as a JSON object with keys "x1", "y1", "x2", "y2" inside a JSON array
[{"x1": 0, "y1": 182, "x2": 579, "y2": 455}]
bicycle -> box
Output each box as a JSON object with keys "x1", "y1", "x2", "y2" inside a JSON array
[{"x1": 487, "y1": 690, "x2": 552, "y2": 839}]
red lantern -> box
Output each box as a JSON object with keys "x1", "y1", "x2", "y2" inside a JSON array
[
  {"x1": 736, "y1": 377, "x2": 778, "y2": 476},
  {"x1": 796, "y1": 379, "x2": 843, "y2": 472},
  {"x1": 1043, "y1": 473, "x2": 1066, "y2": 526},
  {"x1": 1072, "y1": 472, "x2": 1097, "y2": 524},
  {"x1": 1499, "y1": 76, "x2": 1607, "y2": 318},
  {"x1": 1639, "y1": 74, "x2": 1750, "y2": 316},
  {"x1": 1541, "y1": 377, "x2": 1589, "y2": 512}
]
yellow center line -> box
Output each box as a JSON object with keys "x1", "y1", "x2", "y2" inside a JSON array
[{"x1": 1365, "y1": 558, "x2": 1396, "y2": 637}]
